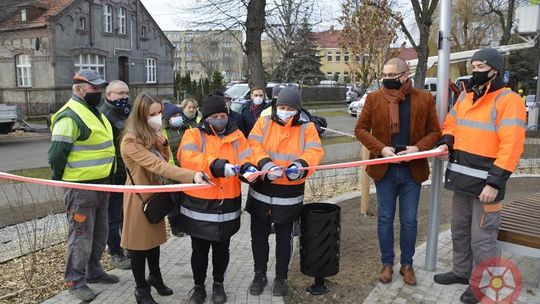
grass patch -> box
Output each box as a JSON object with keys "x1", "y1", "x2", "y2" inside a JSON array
[
  {"x1": 312, "y1": 110, "x2": 349, "y2": 117},
  {"x1": 322, "y1": 135, "x2": 357, "y2": 145},
  {"x1": 1, "y1": 167, "x2": 52, "y2": 184}
]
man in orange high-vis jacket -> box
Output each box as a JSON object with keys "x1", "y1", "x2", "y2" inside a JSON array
[
  {"x1": 434, "y1": 48, "x2": 526, "y2": 304},
  {"x1": 178, "y1": 95, "x2": 257, "y2": 304},
  {"x1": 245, "y1": 86, "x2": 324, "y2": 297}
]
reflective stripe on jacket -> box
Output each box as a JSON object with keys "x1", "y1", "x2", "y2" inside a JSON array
[
  {"x1": 178, "y1": 126, "x2": 252, "y2": 241},
  {"x1": 246, "y1": 114, "x2": 324, "y2": 222},
  {"x1": 51, "y1": 99, "x2": 115, "y2": 181},
  {"x1": 442, "y1": 87, "x2": 526, "y2": 200}
]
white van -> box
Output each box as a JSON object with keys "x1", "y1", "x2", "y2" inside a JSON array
[{"x1": 424, "y1": 77, "x2": 437, "y2": 96}]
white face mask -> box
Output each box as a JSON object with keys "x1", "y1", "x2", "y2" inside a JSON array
[
  {"x1": 253, "y1": 97, "x2": 264, "y2": 106},
  {"x1": 276, "y1": 109, "x2": 297, "y2": 123},
  {"x1": 148, "y1": 114, "x2": 162, "y2": 131}
]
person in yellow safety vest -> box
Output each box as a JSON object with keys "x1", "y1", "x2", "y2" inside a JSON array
[
  {"x1": 433, "y1": 48, "x2": 526, "y2": 304},
  {"x1": 178, "y1": 95, "x2": 258, "y2": 304},
  {"x1": 246, "y1": 86, "x2": 324, "y2": 297},
  {"x1": 48, "y1": 69, "x2": 119, "y2": 302}
]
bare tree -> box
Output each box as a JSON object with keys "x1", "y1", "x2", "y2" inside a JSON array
[
  {"x1": 480, "y1": 0, "x2": 528, "y2": 46},
  {"x1": 192, "y1": 34, "x2": 222, "y2": 78},
  {"x1": 450, "y1": 0, "x2": 499, "y2": 51},
  {"x1": 187, "y1": 0, "x2": 266, "y2": 88},
  {"x1": 340, "y1": 0, "x2": 398, "y2": 88}
]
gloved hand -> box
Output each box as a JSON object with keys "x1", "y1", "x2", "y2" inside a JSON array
[
  {"x1": 285, "y1": 163, "x2": 302, "y2": 181},
  {"x1": 224, "y1": 163, "x2": 240, "y2": 177},
  {"x1": 266, "y1": 166, "x2": 283, "y2": 181}
]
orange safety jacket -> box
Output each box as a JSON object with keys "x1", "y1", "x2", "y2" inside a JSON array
[
  {"x1": 441, "y1": 86, "x2": 526, "y2": 201},
  {"x1": 246, "y1": 112, "x2": 324, "y2": 223},
  {"x1": 178, "y1": 123, "x2": 253, "y2": 242}
]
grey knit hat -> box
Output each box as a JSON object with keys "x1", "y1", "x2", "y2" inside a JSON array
[
  {"x1": 471, "y1": 48, "x2": 504, "y2": 72},
  {"x1": 276, "y1": 86, "x2": 302, "y2": 110}
]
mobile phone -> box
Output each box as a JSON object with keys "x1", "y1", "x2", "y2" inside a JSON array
[{"x1": 394, "y1": 145, "x2": 406, "y2": 153}]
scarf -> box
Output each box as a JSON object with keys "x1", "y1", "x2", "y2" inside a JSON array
[
  {"x1": 249, "y1": 102, "x2": 263, "y2": 118},
  {"x1": 382, "y1": 79, "x2": 414, "y2": 135}
]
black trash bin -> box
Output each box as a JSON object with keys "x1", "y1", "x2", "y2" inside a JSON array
[{"x1": 300, "y1": 203, "x2": 341, "y2": 295}]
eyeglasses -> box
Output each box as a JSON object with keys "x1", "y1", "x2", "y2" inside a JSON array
[{"x1": 381, "y1": 72, "x2": 406, "y2": 78}]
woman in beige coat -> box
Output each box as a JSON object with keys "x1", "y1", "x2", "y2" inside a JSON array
[{"x1": 120, "y1": 92, "x2": 207, "y2": 304}]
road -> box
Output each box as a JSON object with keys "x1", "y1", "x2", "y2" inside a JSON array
[{"x1": 0, "y1": 134, "x2": 51, "y2": 171}]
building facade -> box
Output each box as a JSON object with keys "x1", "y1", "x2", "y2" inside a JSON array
[
  {"x1": 0, "y1": 0, "x2": 174, "y2": 116},
  {"x1": 164, "y1": 30, "x2": 244, "y2": 82}
]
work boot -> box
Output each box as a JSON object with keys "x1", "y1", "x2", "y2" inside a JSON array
[
  {"x1": 147, "y1": 274, "x2": 173, "y2": 296},
  {"x1": 434, "y1": 271, "x2": 469, "y2": 285},
  {"x1": 460, "y1": 286, "x2": 478, "y2": 304},
  {"x1": 379, "y1": 265, "x2": 393, "y2": 283},
  {"x1": 68, "y1": 284, "x2": 96, "y2": 301},
  {"x1": 212, "y1": 282, "x2": 227, "y2": 304},
  {"x1": 134, "y1": 286, "x2": 157, "y2": 304},
  {"x1": 272, "y1": 278, "x2": 288, "y2": 296},
  {"x1": 188, "y1": 284, "x2": 206, "y2": 304},
  {"x1": 399, "y1": 265, "x2": 417, "y2": 286},
  {"x1": 249, "y1": 270, "x2": 268, "y2": 295},
  {"x1": 110, "y1": 253, "x2": 131, "y2": 270},
  {"x1": 87, "y1": 272, "x2": 120, "y2": 284}
]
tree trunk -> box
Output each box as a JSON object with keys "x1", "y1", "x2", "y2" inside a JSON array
[
  {"x1": 245, "y1": 0, "x2": 266, "y2": 88},
  {"x1": 413, "y1": 25, "x2": 430, "y2": 89},
  {"x1": 499, "y1": 0, "x2": 515, "y2": 46}
]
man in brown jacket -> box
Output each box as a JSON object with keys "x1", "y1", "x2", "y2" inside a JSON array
[{"x1": 355, "y1": 57, "x2": 441, "y2": 286}]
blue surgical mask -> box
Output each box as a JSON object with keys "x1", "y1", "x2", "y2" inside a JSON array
[
  {"x1": 169, "y1": 116, "x2": 183, "y2": 127},
  {"x1": 276, "y1": 109, "x2": 297, "y2": 123}
]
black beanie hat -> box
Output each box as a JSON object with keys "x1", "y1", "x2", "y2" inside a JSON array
[
  {"x1": 201, "y1": 95, "x2": 228, "y2": 119},
  {"x1": 163, "y1": 102, "x2": 181, "y2": 120},
  {"x1": 276, "y1": 86, "x2": 302, "y2": 110},
  {"x1": 471, "y1": 48, "x2": 504, "y2": 73}
]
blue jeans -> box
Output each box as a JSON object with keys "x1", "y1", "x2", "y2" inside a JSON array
[
  {"x1": 374, "y1": 164, "x2": 421, "y2": 266},
  {"x1": 106, "y1": 192, "x2": 124, "y2": 256}
]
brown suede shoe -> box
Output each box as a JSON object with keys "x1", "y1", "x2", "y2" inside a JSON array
[
  {"x1": 399, "y1": 265, "x2": 417, "y2": 285},
  {"x1": 379, "y1": 265, "x2": 394, "y2": 283}
]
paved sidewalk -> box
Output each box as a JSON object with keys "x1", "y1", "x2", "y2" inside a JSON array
[
  {"x1": 363, "y1": 229, "x2": 540, "y2": 304},
  {"x1": 43, "y1": 209, "x2": 286, "y2": 304}
]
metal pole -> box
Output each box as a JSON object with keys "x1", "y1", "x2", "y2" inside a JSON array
[{"x1": 425, "y1": 0, "x2": 451, "y2": 271}]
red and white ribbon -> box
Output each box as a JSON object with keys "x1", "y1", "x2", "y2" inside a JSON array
[{"x1": 0, "y1": 172, "x2": 212, "y2": 193}]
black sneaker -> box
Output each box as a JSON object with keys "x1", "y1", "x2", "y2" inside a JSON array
[
  {"x1": 87, "y1": 272, "x2": 119, "y2": 284},
  {"x1": 460, "y1": 286, "x2": 479, "y2": 304},
  {"x1": 212, "y1": 282, "x2": 227, "y2": 304},
  {"x1": 188, "y1": 284, "x2": 206, "y2": 304},
  {"x1": 249, "y1": 271, "x2": 268, "y2": 296},
  {"x1": 68, "y1": 285, "x2": 96, "y2": 301},
  {"x1": 110, "y1": 253, "x2": 131, "y2": 270},
  {"x1": 272, "y1": 278, "x2": 288, "y2": 296},
  {"x1": 434, "y1": 271, "x2": 469, "y2": 285}
]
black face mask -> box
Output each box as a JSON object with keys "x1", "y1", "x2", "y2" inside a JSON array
[
  {"x1": 382, "y1": 77, "x2": 403, "y2": 90},
  {"x1": 471, "y1": 70, "x2": 493, "y2": 86},
  {"x1": 84, "y1": 92, "x2": 102, "y2": 107}
]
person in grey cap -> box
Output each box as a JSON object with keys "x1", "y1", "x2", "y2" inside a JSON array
[
  {"x1": 434, "y1": 48, "x2": 526, "y2": 304},
  {"x1": 48, "y1": 69, "x2": 119, "y2": 301},
  {"x1": 245, "y1": 86, "x2": 324, "y2": 297}
]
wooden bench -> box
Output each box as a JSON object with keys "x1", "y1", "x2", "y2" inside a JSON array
[{"x1": 497, "y1": 192, "x2": 540, "y2": 287}]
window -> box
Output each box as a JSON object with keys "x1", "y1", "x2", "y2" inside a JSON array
[
  {"x1": 355, "y1": 53, "x2": 361, "y2": 62},
  {"x1": 186, "y1": 61, "x2": 193, "y2": 71},
  {"x1": 141, "y1": 26, "x2": 146, "y2": 37},
  {"x1": 16, "y1": 55, "x2": 32, "y2": 87},
  {"x1": 327, "y1": 51, "x2": 332, "y2": 62},
  {"x1": 118, "y1": 8, "x2": 126, "y2": 34},
  {"x1": 344, "y1": 52, "x2": 349, "y2": 62},
  {"x1": 74, "y1": 54, "x2": 106, "y2": 80},
  {"x1": 336, "y1": 51, "x2": 341, "y2": 62},
  {"x1": 21, "y1": 9, "x2": 27, "y2": 22},
  {"x1": 104, "y1": 5, "x2": 112, "y2": 33},
  {"x1": 326, "y1": 72, "x2": 333, "y2": 79},
  {"x1": 145, "y1": 58, "x2": 156, "y2": 83},
  {"x1": 79, "y1": 17, "x2": 86, "y2": 29}
]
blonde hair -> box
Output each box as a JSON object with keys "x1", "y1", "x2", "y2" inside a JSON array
[
  {"x1": 180, "y1": 97, "x2": 198, "y2": 109},
  {"x1": 123, "y1": 92, "x2": 163, "y2": 149}
]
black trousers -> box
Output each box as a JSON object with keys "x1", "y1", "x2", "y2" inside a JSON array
[
  {"x1": 191, "y1": 236, "x2": 230, "y2": 285},
  {"x1": 127, "y1": 246, "x2": 161, "y2": 289},
  {"x1": 250, "y1": 214, "x2": 294, "y2": 279}
]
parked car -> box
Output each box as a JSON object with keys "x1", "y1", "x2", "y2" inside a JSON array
[
  {"x1": 347, "y1": 81, "x2": 381, "y2": 117},
  {"x1": 0, "y1": 104, "x2": 19, "y2": 134},
  {"x1": 318, "y1": 80, "x2": 338, "y2": 86},
  {"x1": 224, "y1": 82, "x2": 281, "y2": 113},
  {"x1": 525, "y1": 94, "x2": 537, "y2": 114},
  {"x1": 424, "y1": 77, "x2": 437, "y2": 96},
  {"x1": 346, "y1": 84, "x2": 362, "y2": 104},
  {"x1": 225, "y1": 80, "x2": 247, "y2": 89}
]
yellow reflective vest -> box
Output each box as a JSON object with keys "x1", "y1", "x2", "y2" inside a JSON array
[{"x1": 51, "y1": 99, "x2": 115, "y2": 181}]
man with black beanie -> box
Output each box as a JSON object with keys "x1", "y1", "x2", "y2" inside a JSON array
[{"x1": 434, "y1": 48, "x2": 526, "y2": 304}]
